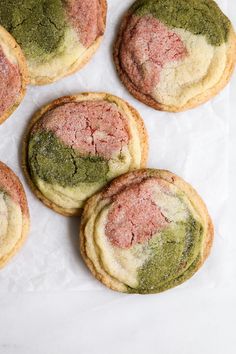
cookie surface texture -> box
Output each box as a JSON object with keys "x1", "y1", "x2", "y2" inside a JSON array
[
  {"x1": 80, "y1": 169, "x2": 214, "y2": 294},
  {"x1": 114, "y1": 0, "x2": 236, "y2": 112},
  {"x1": 0, "y1": 0, "x2": 107, "y2": 84},
  {"x1": 22, "y1": 93, "x2": 148, "y2": 216},
  {"x1": 0, "y1": 26, "x2": 28, "y2": 124},
  {"x1": 0, "y1": 162, "x2": 30, "y2": 268}
]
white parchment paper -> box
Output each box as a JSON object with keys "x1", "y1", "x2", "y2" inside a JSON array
[{"x1": 0, "y1": 0, "x2": 231, "y2": 292}]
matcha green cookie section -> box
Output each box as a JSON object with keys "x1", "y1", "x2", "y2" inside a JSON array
[
  {"x1": 129, "y1": 217, "x2": 204, "y2": 294},
  {"x1": 131, "y1": 0, "x2": 230, "y2": 46},
  {"x1": 0, "y1": 0, "x2": 67, "y2": 61},
  {"x1": 28, "y1": 131, "x2": 109, "y2": 187}
]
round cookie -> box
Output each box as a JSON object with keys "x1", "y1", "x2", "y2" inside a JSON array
[
  {"x1": 80, "y1": 169, "x2": 214, "y2": 294},
  {"x1": 0, "y1": 0, "x2": 107, "y2": 85},
  {"x1": 0, "y1": 162, "x2": 30, "y2": 268},
  {"x1": 22, "y1": 93, "x2": 148, "y2": 216},
  {"x1": 0, "y1": 26, "x2": 28, "y2": 124},
  {"x1": 114, "y1": 0, "x2": 236, "y2": 112}
]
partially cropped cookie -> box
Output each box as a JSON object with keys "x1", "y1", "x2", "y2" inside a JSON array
[
  {"x1": 80, "y1": 169, "x2": 214, "y2": 294},
  {"x1": 114, "y1": 0, "x2": 236, "y2": 112},
  {"x1": 22, "y1": 93, "x2": 148, "y2": 216},
  {"x1": 0, "y1": 162, "x2": 30, "y2": 268},
  {"x1": 0, "y1": 26, "x2": 28, "y2": 124},
  {"x1": 0, "y1": 0, "x2": 107, "y2": 85}
]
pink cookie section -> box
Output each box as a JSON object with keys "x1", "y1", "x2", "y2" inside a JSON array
[
  {"x1": 120, "y1": 15, "x2": 187, "y2": 95},
  {"x1": 65, "y1": 0, "x2": 104, "y2": 48},
  {"x1": 0, "y1": 166, "x2": 26, "y2": 215},
  {"x1": 34, "y1": 101, "x2": 130, "y2": 160},
  {"x1": 0, "y1": 46, "x2": 21, "y2": 117},
  {"x1": 105, "y1": 179, "x2": 169, "y2": 249}
]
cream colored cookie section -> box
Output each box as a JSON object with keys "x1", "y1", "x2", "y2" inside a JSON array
[
  {"x1": 34, "y1": 145, "x2": 136, "y2": 209},
  {"x1": 153, "y1": 29, "x2": 227, "y2": 107},
  {"x1": 151, "y1": 183, "x2": 189, "y2": 222},
  {"x1": 117, "y1": 103, "x2": 142, "y2": 169},
  {"x1": 0, "y1": 193, "x2": 8, "y2": 238},
  {"x1": 0, "y1": 193, "x2": 23, "y2": 260},
  {"x1": 29, "y1": 27, "x2": 86, "y2": 83},
  {"x1": 0, "y1": 32, "x2": 18, "y2": 65},
  {"x1": 151, "y1": 180, "x2": 205, "y2": 225},
  {"x1": 94, "y1": 206, "x2": 151, "y2": 287},
  {"x1": 84, "y1": 198, "x2": 128, "y2": 292},
  {"x1": 36, "y1": 178, "x2": 105, "y2": 210}
]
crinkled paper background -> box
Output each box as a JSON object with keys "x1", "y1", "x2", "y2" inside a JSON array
[{"x1": 0, "y1": 0, "x2": 231, "y2": 293}]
